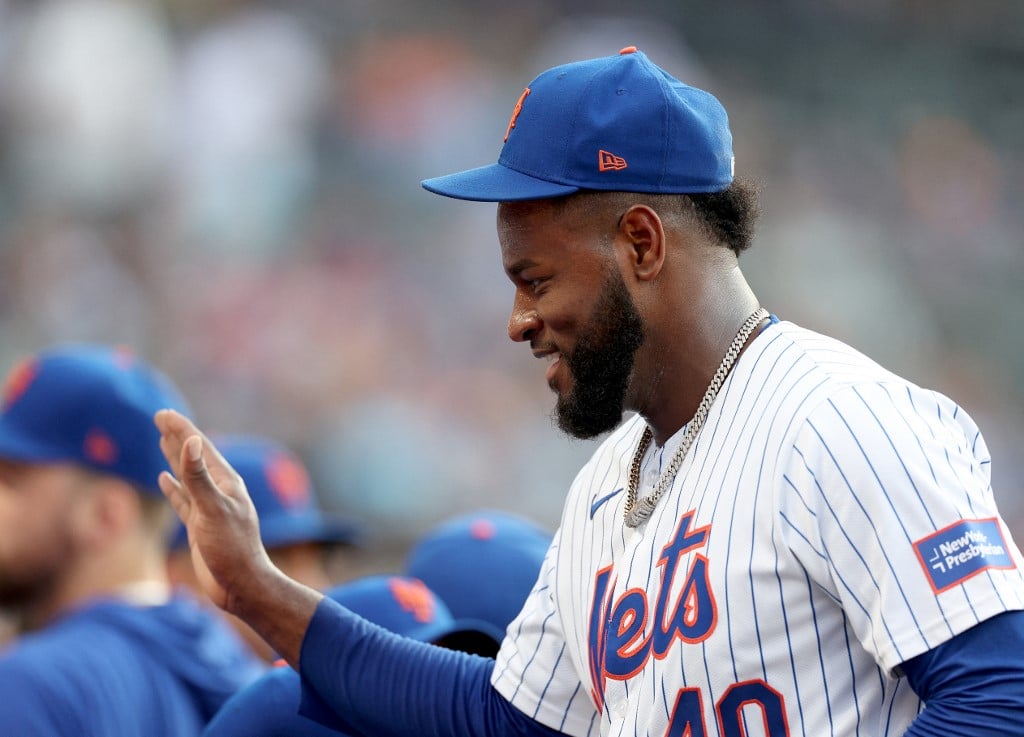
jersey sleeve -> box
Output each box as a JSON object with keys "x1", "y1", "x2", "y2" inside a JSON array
[
  {"x1": 491, "y1": 529, "x2": 597, "y2": 737},
  {"x1": 777, "y1": 381, "x2": 1024, "y2": 674},
  {"x1": 901, "y1": 610, "x2": 1024, "y2": 735}
]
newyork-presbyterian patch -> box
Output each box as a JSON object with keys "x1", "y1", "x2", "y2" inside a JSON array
[{"x1": 913, "y1": 518, "x2": 1016, "y2": 594}]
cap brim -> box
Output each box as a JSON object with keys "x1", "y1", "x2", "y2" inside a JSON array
[
  {"x1": 445, "y1": 616, "x2": 506, "y2": 644},
  {"x1": 260, "y1": 515, "x2": 363, "y2": 549},
  {"x1": 421, "y1": 163, "x2": 580, "y2": 202},
  {"x1": 0, "y1": 423, "x2": 63, "y2": 465},
  {"x1": 432, "y1": 627, "x2": 504, "y2": 657}
]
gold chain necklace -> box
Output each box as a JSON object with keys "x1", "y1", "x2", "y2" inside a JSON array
[{"x1": 623, "y1": 307, "x2": 769, "y2": 528}]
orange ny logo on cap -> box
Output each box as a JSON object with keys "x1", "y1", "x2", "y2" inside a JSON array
[
  {"x1": 266, "y1": 453, "x2": 311, "y2": 508},
  {"x1": 504, "y1": 87, "x2": 531, "y2": 142},
  {"x1": 84, "y1": 428, "x2": 119, "y2": 465},
  {"x1": 390, "y1": 577, "x2": 435, "y2": 623},
  {"x1": 1, "y1": 358, "x2": 37, "y2": 409}
]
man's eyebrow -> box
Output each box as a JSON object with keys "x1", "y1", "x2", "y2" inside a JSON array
[{"x1": 505, "y1": 258, "x2": 540, "y2": 277}]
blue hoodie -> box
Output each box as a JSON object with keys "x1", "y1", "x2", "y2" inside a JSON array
[{"x1": 0, "y1": 594, "x2": 265, "y2": 736}]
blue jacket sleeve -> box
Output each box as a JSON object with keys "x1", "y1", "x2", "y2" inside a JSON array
[
  {"x1": 901, "y1": 610, "x2": 1024, "y2": 736},
  {"x1": 298, "y1": 597, "x2": 570, "y2": 737}
]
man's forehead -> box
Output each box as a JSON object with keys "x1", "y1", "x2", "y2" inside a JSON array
[
  {"x1": 0, "y1": 458, "x2": 81, "y2": 483},
  {"x1": 497, "y1": 198, "x2": 559, "y2": 225}
]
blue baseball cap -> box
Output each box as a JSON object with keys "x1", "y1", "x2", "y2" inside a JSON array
[
  {"x1": 0, "y1": 344, "x2": 191, "y2": 495},
  {"x1": 404, "y1": 510, "x2": 552, "y2": 644},
  {"x1": 421, "y1": 47, "x2": 734, "y2": 202},
  {"x1": 172, "y1": 434, "x2": 362, "y2": 550},
  {"x1": 327, "y1": 574, "x2": 463, "y2": 644}
]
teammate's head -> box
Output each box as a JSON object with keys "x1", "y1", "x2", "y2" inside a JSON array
[
  {"x1": 405, "y1": 510, "x2": 551, "y2": 656},
  {"x1": 421, "y1": 48, "x2": 760, "y2": 437},
  {"x1": 0, "y1": 344, "x2": 190, "y2": 623},
  {"x1": 327, "y1": 574, "x2": 461, "y2": 644}
]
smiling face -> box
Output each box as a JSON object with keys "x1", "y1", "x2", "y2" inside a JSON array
[{"x1": 499, "y1": 196, "x2": 646, "y2": 439}]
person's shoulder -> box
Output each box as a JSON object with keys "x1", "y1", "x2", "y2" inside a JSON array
[
  {"x1": 759, "y1": 320, "x2": 926, "y2": 399},
  {"x1": 767, "y1": 321, "x2": 981, "y2": 447},
  {"x1": 0, "y1": 644, "x2": 77, "y2": 734},
  {"x1": 202, "y1": 666, "x2": 316, "y2": 737},
  {"x1": 1, "y1": 605, "x2": 115, "y2": 663},
  {"x1": 771, "y1": 321, "x2": 890, "y2": 374},
  {"x1": 118, "y1": 595, "x2": 267, "y2": 683},
  {"x1": 0, "y1": 615, "x2": 108, "y2": 705}
]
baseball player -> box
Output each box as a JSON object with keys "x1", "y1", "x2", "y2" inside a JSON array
[
  {"x1": 0, "y1": 344, "x2": 264, "y2": 736},
  {"x1": 155, "y1": 48, "x2": 1024, "y2": 735},
  {"x1": 168, "y1": 434, "x2": 362, "y2": 662}
]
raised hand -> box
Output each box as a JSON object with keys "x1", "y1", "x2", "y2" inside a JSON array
[
  {"x1": 154, "y1": 409, "x2": 323, "y2": 666},
  {"x1": 155, "y1": 409, "x2": 272, "y2": 612}
]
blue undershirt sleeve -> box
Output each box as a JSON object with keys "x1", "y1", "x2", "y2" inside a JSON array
[
  {"x1": 298, "y1": 597, "x2": 570, "y2": 737},
  {"x1": 901, "y1": 610, "x2": 1024, "y2": 736}
]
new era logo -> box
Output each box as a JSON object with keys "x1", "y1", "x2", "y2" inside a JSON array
[{"x1": 598, "y1": 150, "x2": 627, "y2": 171}]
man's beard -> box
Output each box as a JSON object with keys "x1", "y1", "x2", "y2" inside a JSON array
[
  {"x1": 555, "y1": 270, "x2": 645, "y2": 439},
  {"x1": 0, "y1": 535, "x2": 72, "y2": 615},
  {"x1": 0, "y1": 566, "x2": 62, "y2": 612}
]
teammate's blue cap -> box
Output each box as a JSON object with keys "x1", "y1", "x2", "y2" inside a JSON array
[
  {"x1": 172, "y1": 435, "x2": 361, "y2": 550},
  {"x1": 404, "y1": 510, "x2": 552, "y2": 644},
  {"x1": 421, "y1": 47, "x2": 734, "y2": 202},
  {"x1": 328, "y1": 574, "x2": 462, "y2": 643},
  {"x1": 0, "y1": 343, "x2": 190, "y2": 495}
]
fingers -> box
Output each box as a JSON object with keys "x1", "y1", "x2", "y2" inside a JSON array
[
  {"x1": 156, "y1": 408, "x2": 196, "y2": 478},
  {"x1": 177, "y1": 433, "x2": 231, "y2": 515},
  {"x1": 155, "y1": 407, "x2": 247, "y2": 519},
  {"x1": 155, "y1": 409, "x2": 231, "y2": 480},
  {"x1": 158, "y1": 469, "x2": 191, "y2": 523}
]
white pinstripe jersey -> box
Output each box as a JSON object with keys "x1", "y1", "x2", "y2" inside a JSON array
[{"x1": 492, "y1": 320, "x2": 1024, "y2": 737}]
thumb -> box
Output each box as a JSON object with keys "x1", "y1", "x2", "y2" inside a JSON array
[{"x1": 179, "y1": 435, "x2": 221, "y2": 509}]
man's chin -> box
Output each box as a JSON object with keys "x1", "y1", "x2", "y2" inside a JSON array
[{"x1": 554, "y1": 399, "x2": 623, "y2": 440}]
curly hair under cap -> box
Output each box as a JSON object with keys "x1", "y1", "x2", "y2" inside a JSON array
[
  {"x1": 685, "y1": 177, "x2": 761, "y2": 255},
  {"x1": 555, "y1": 178, "x2": 761, "y2": 256}
]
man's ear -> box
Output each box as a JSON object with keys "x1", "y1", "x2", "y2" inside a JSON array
[
  {"x1": 72, "y1": 478, "x2": 140, "y2": 551},
  {"x1": 618, "y1": 204, "x2": 666, "y2": 282}
]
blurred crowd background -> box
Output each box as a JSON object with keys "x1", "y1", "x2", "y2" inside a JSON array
[{"x1": 0, "y1": 0, "x2": 1021, "y2": 559}]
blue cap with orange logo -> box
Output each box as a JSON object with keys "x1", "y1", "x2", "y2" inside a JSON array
[
  {"x1": 404, "y1": 510, "x2": 552, "y2": 645},
  {"x1": 328, "y1": 574, "x2": 462, "y2": 643},
  {"x1": 0, "y1": 343, "x2": 191, "y2": 494},
  {"x1": 421, "y1": 47, "x2": 734, "y2": 202},
  {"x1": 172, "y1": 434, "x2": 362, "y2": 550}
]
